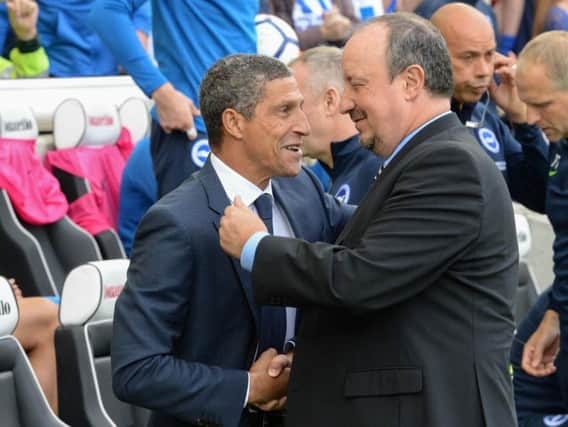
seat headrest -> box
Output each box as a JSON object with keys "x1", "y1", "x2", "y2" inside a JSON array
[
  {"x1": 53, "y1": 98, "x2": 121, "y2": 149},
  {"x1": 59, "y1": 259, "x2": 129, "y2": 326},
  {"x1": 514, "y1": 213, "x2": 532, "y2": 260},
  {"x1": 0, "y1": 107, "x2": 39, "y2": 140},
  {"x1": 119, "y1": 97, "x2": 150, "y2": 143},
  {"x1": 0, "y1": 277, "x2": 19, "y2": 337}
]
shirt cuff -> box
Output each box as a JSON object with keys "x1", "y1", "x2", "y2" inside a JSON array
[
  {"x1": 284, "y1": 339, "x2": 296, "y2": 353},
  {"x1": 16, "y1": 36, "x2": 41, "y2": 53},
  {"x1": 240, "y1": 232, "x2": 269, "y2": 272},
  {"x1": 244, "y1": 373, "x2": 250, "y2": 408}
]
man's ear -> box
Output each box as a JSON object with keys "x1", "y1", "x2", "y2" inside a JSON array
[
  {"x1": 221, "y1": 108, "x2": 246, "y2": 139},
  {"x1": 403, "y1": 64, "x2": 425, "y2": 100},
  {"x1": 323, "y1": 86, "x2": 341, "y2": 116}
]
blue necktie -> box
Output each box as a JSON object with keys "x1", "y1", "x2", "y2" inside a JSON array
[{"x1": 254, "y1": 194, "x2": 287, "y2": 353}]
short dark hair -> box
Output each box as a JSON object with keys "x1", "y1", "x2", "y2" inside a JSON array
[
  {"x1": 358, "y1": 13, "x2": 454, "y2": 98},
  {"x1": 199, "y1": 54, "x2": 293, "y2": 146}
]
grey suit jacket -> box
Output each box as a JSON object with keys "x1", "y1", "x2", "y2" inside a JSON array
[{"x1": 252, "y1": 113, "x2": 518, "y2": 427}]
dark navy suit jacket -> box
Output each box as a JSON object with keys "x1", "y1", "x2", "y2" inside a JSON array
[{"x1": 111, "y1": 158, "x2": 351, "y2": 427}]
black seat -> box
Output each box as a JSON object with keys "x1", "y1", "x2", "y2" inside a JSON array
[
  {"x1": 0, "y1": 106, "x2": 102, "y2": 296},
  {"x1": 50, "y1": 98, "x2": 130, "y2": 260},
  {"x1": 514, "y1": 261, "x2": 539, "y2": 327},
  {"x1": 0, "y1": 276, "x2": 68, "y2": 426},
  {"x1": 55, "y1": 261, "x2": 149, "y2": 427}
]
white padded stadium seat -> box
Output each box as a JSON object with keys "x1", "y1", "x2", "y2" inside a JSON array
[
  {"x1": 55, "y1": 260, "x2": 150, "y2": 427},
  {"x1": 0, "y1": 105, "x2": 54, "y2": 162},
  {"x1": 0, "y1": 277, "x2": 20, "y2": 337},
  {"x1": 0, "y1": 107, "x2": 102, "y2": 296},
  {"x1": 53, "y1": 99, "x2": 122, "y2": 150},
  {"x1": 0, "y1": 277, "x2": 69, "y2": 426},
  {"x1": 50, "y1": 99, "x2": 128, "y2": 260},
  {"x1": 59, "y1": 260, "x2": 128, "y2": 326},
  {"x1": 0, "y1": 106, "x2": 39, "y2": 140},
  {"x1": 118, "y1": 97, "x2": 150, "y2": 144},
  {"x1": 515, "y1": 213, "x2": 532, "y2": 261}
]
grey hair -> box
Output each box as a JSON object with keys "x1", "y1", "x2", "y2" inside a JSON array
[
  {"x1": 356, "y1": 12, "x2": 454, "y2": 98},
  {"x1": 199, "y1": 54, "x2": 292, "y2": 146},
  {"x1": 518, "y1": 31, "x2": 568, "y2": 91},
  {"x1": 289, "y1": 45, "x2": 345, "y2": 95}
]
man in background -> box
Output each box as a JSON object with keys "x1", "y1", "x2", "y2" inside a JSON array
[
  {"x1": 90, "y1": 0, "x2": 258, "y2": 197},
  {"x1": 432, "y1": 2, "x2": 549, "y2": 213},
  {"x1": 290, "y1": 46, "x2": 381, "y2": 204}
]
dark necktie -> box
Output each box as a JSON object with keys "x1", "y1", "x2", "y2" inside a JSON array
[{"x1": 254, "y1": 193, "x2": 286, "y2": 353}]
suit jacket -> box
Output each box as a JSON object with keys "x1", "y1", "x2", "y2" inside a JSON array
[
  {"x1": 252, "y1": 114, "x2": 519, "y2": 427},
  {"x1": 111, "y1": 159, "x2": 351, "y2": 427}
]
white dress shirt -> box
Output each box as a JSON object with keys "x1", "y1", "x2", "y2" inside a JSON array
[{"x1": 210, "y1": 153, "x2": 297, "y2": 406}]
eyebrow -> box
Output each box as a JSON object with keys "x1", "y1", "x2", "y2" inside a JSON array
[
  {"x1": 458, "y1": 48, "x2": 495, "y2": 56},
  {"x1": 345, "y1": 75, "x2": 368, "y2": 84},
  {"x1": 273, "y1": 97, "x2": 302, "y2": 109},
  {"x1": 529, "y1": 99, "x2": 553, "y2": 107}
]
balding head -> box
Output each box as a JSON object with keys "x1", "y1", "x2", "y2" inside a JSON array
[
  {"x1": 432, "y1": 3, "x2": 494, "y2": 42},
  {"x1": 432, "y1": 3, "x2": 496, "y2": 104}
]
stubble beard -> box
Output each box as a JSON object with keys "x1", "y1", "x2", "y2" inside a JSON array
[{"x1": 361, "y1": 134, "x2": 381, "y2": 154}]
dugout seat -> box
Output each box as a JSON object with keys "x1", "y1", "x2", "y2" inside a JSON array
[
  {"x1": 0, "y1": 276, "x2": 69, "y2": 426},
  {"x1": 0, "y1": 107, "x2": 101, "y2": 296},
  {"x1": 48, "y1": 99, "x2": 136, "y2": 259},
  {"x1": 55, "y1": 260, "x2": 150, "y2": 427}
]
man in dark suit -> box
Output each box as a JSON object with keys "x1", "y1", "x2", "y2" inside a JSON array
[
  {"x1": 220, "y1": 13, "x2": 518, "y2": 427},
  {"x1": 111, "y1": 54, "x2": 351, "y2": 427}
]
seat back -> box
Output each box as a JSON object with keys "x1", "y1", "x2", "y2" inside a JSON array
[
  {"x1": 48, "y1": 99, "x2": 131, "y2": 259},
  {"x1": 0, "y1": 107, "x2": 101, "y2": 296},
  {"x1": 56, "y1": 260, "x2": 149, "y2": 427},
  {"x1": 515, "y1": 213, "x2": 532, "y2": 260},
  {"x1": 118, "y1": 97, "x2": 150, "y2": 144},
  {"x1": 0, "y1": 276, "x2": 68, "y2": 426}
]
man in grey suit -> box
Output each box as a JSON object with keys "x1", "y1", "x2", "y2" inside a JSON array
[{"x1": 220, "y1": 13, "x2": 518, "y2": 427}]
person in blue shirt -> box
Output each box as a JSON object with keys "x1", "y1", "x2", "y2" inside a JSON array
[
  {"x1": 117, "y1": 137, "x2": 156, "y2": 257},
  {"x1": 541, "y1": 0, "x2": 568, "y2": 31},
  {"x1": 289, "y1": 46, "x2": 381, "y2": 204},
  {"x1": 3, "y1": 0, "x2": 151, "y2": 77},
  {"x1": 432, "y1": 3, "x2": 549, "y2": 213},
  {"x1": 511, "y1": 31, "x2": 568, "y2": 426},
  {"x1": 90, "y1": 0, "x2": 259, "y2": 198}
]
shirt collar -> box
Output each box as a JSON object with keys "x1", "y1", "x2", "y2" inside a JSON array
[
  {"x1": 383, "y1": 111, "x2": 452, "y2": 168},
  {"x1": 210, "y1": 153, "x2": 273, "y2": 207}
]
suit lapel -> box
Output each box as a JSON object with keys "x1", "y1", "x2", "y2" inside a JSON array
[
  {"x1": 336, "y1": 113, "x2": 463, "y2": 245},
  {"x1": 198, "y1": 159, "x2": 260, "y2": 329}
]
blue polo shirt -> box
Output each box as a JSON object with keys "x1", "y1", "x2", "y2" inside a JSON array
[
  {"x1": 546, "y1": 141, "x2": 568, "y2": 331},
  {"x1": 36, "y1": 0, "x2": 151, "y2": 76},
  {"x1": 321, "y1": 134, "x2": 382, "y2": 205},
  {"x1": 452, "y1": 96, "x2": 549, "y2": 212}
]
